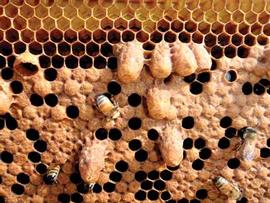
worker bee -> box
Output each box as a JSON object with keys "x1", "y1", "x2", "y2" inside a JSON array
[
  {"x1": 44, "y1": 166, "x2": 60, "y2": 184},
  {"x1": 238, "y1": 127, "x2": 257, "y2": 161},
  {"x1": 95, "y1": 94, "x2": 120, "y2": 120},
  {"x1": 214, "y1": 176, "x2": 243, "y2": 200}
]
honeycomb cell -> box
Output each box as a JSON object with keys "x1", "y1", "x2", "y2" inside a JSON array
[
  {"x1": 225, "y1": 45, "x2": 237, "y2": 58},
  {"x1": 171, "y1": 19, "x2": 183, "y2": 32},
  {"x1": 11, "y1": 0, "x2": 24, "y2": 6},
  {"x1": 44, "y1": 41, "x2": 56, "y2": 56},
  {"x1": 192, "y1": 8, "x2": 204, "y2": 22},
  {"x1": 70, "y1": 0, "x2": 84, "y2": 8},
  {"x1": 26, "y1": 0, "x2": 40, "y2": 6},
  {"x1": 79, "y1": 30, "x2": 91, "y2": 43},
  {"x1": 94, "y1": 55, "x2": 106, "y2": 69},
  {"x1": 251, "y1": 23, "x2": 262, "y2": 35},
  {"x1": 157, "y1": 19, "x2": 170, "y2": 32},
  {"x1": 259, "y1": 11, "x2": 270, "y2": 24},
  {"x1": 86, "y1": 42, "x2": 99, "y2": 56},
  {"x1": 52, "y1": 55, "x2": 64, "y2": 69},
  {"x1": 149, "y1": 6, "x2": 163, "y2": 22},
  {"x1": 122, "y1": 30, "x2": 135, "y2": 42},
  {"x1": 56, "y1": 17, "x2": 70, "y2": 31},
  {"x1": 164, "y1": 8, "x2": 178, "y2": 21},
  {"x1": 93, "y1": 6, "x2": 106, "y2": 19},
  {"x1": 0, "y1": 41, "x2": 12, "y2": 56},
  {"x1": 35, "y1": 4, "x2": 48, "y2": 18},
  {"x1": 252, "y1": 0, "x2": 265, "y2": 13},
  {"x1": 101, "y1": 17, "x2": 113, "y2": 30},
  {"x1": 36, "y1": 29, "x2": 49, "y2": 43},
  {"x1": 78, "y1": 4, "x2": 92, "y2": 19},
  {"x1": 29, "y1": 17, "x2": 41, "y2": 31},
  {"x1": 164, "y1": 31, "x2": 176, "y2": 43},
  {"x1": 43, "y1": 17, "x2": 56, "y2": 31},
  {"x1": 199, "y1": 21, "x2": 211, "y2": 34},
  {"x1": 150, "y1": 31, "x2": 162, "y2": 43},
  {"x1": 263, "y1": 24, "x2": 270, "y2": 36},
  {"x1": 114, "y1": 17, "x2": 128, "y2": 31},
  {"x1": 14, "y1": 41, "x2": 26, "y2": 54},
  {"x1": 64, "y1": 29, "x2": 77, "y2": 43},
  {"x1": 204, "y1": 33, "x2": 217, "y2": 47},
  {"x1": 80, "y1": 55, "x2": 92, "y2": 69},
  {"x1": 179, "y1": 31, "x2": 191, "y2": 43},
  {"x1": 136, "y1": 30, "x2": 149, "y2": 43},
  {"x1": 185, "y1": 20, "x2": 197, "y2": 33},
  {"x1": 21, "y1": 29, "x2": 34, "y2": 43},
  {"x1": 225, "y1": 0, "x2": 239, "y2": 12},
  {"x1": 0, "y1": 0, "x2": 8, "y2": 5},
  {"x1": 213, "y1": 0, "x2": 225, "y2": 12},
  {"x1": 225, "y1": 22, "x2": 237, "y2": 34},
  {"x1": 179, "y1": 8, "x2": 191, "y2": 21},
  {"x1": 6, "y1": 28, "x2": 19, "y2": 43},
  {"x1": 186, "y1": 0, "x2": 199, "y2": 11},
  {"x1": 143, "y1": 19, "x2": 156, "y2": 33},
  {"x1": 232, "y1": 34, "x2": 243, "y2": 46},
  {"x1": 219, "y1": 10, "x2": 231, "y2": 23},
  {"x1": 29, "y1": 42, "x2": 42, "y2": 55},
  {"x1": 192, "y1": 32, "x2": 203, "y2": 44},
  {"x1": 100, "y1": 42, "x2": 112, "y2": 57},
  {"x1": 63, "y1": 5, "x2": 76, "y2": 19},
  {"x1": 5, "y1": 4, "x2": 18, "y2": 18},
  {"x1": 245, "y1": 11, "x2": 257, "y2": 24},
  {"x1": 71, "y1": 16, "x2": 84, "y2": 31},
  {"x1": 129, "y1": 19, "x2": 142, "y2": 32},
  {"x1": 257, "y1": 34, "x2": 269, "y2": 45},
  {"x1": 65, "y1": 55, "x2": 78, "y2": 69},
  {"x1": 93, "y1": 29, "x2": 106, "y2": 43},
  {"x1": 211, "y1": 45, "x2": 223, "y2": 59},
  {"x1": 239, "y1": 22, "x2": 250, "y2": 35},
  {"x1": 50, "y1": 29, "x2": 63, "y2": 43},
  {"x1": 72, "y1": 42, "x2": 85, "y2": 56},
  {"x1": 200, "y1": 0, "x2": 212, "y2": 11},
  {"x1": 108, "y1": 29, "x2": 121, "y2": 44},
  {"x1": 20, "y1": 3, "x2": 34, "y2": 18},
  {"x1": 86, "y1": 17, "x2": 99, "y2": 31},
  {"x1": 240, "y1": 0, "x2": 252, "y2": 12},
  {"x1": 122, "y1": 6, "x2": 135, "y2": 20},
  {"x1": 13, "y1": 16, "x2": 26, "y2": 30},
  {"x1": 107, "y1": 5, "x2": 121, "y2": 19},
  {"x1": 232, "y1": 10, "x2": 244, "y2": 23},
  {"x1": 143, "y1": 41, "x2": 155, "y2": 51},
  {"x1": 0, "y1": 16, "x2": 11, "y2": 30},
  {"x1": 244, "y1": 34, "x2": 256, "y2": 46},
  {"x1": 238, "y1": 45, "x2": 250, "y2": 58},
  {"x1": 39, "y1": 55, "x2": 51, "y2": 69},
  {"x1": 205, "y1": 10, "x2": 218, "y2": 23},
  {"x1": 218, "y1": 33, "x2": 230, "y2": 46},
  {"x1": 136, "y1": 7, "x2": 149, "y2": 21}
]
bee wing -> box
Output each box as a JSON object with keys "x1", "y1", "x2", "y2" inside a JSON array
[{"x1": 240, "y1": 140, "x2": 256, "y2": 161}]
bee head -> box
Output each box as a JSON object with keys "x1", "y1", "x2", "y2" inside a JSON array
[{"x1": 242, "y1": 127, "x2": 257, "y2": 140}]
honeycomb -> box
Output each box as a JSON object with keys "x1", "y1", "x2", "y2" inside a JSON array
[{"x1": 0, "y1": 0, "x2": 270, "y2": 203}]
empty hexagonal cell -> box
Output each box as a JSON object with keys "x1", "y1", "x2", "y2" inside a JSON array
[
  {"x1": 44, "y1": 41, "x2": 56, "y2": 56},
  {"x1": 52, "y1": 54, "x2": 64, "y2": 69},
  {"x1": 35, "y1": 4, "x2": 48, "y2": 18},
  {"x1": 107, "y1": 5, "x2": 121, "y2": 19},
  {"x1": 143, "y1": 41, "x2": 155, "y2": 51},
  {"x1": 218, "y1": 10, "x2": 231, "y2": 23},
  {"x1": 114, "y1": 18, "x2": 127, "y2": 31},
  {"x1": 204, "y1": 33, "x2": 217, "y2": 47},
  {"x1": 28, "y1": 17, "x2": 41, "y2": 31},
  {"x1": 205, "y1": 10, "x2": 218, "y2": 23},
  {"x1": 232, "y1": 34, "x2": 243, "y2": 46},
  {"x1": 251, "y1": 23, "x2": 262, "y2": 35},
  {"x1": 239, "y1": 0, "x2": 252, "y2": 12},
  {"x1": 257, "y1": 34, "x2": 269, "y2": 45},
  {"x1": 80, "y1": 55, "x2": 92, "y2": 69},
  {"x1": 71, "y1": 16, "x2": 84, "y2": 31},
  {"x1": 5, "y1": 4, "x2": 18, "y2": 18},
  {"x1": 225, "y1": 0, "x2": 239, "y2": 12},
  {"x1": 164, "y1": 31, "x2": 176, "y2": 43},
  {"x1": 93, "y1": 6, "x2": 106, "y2": 19},
  {"x1": 20, "y1": 4, "x2": 34, "y2": 19},
  {"x1": 64, "y1": 29, "x2": 77, "y2": 43},
  {"x1": 192, "y1": 32, "x2": 203, "y2": 44},
  {"x1": 179, "y1": 31, "x2": 191, "y2": 43},
  {"x1": 122, "y1": 6, "x2": 135, "y2": 20},
  {"x1": 21, "y1": 29, "x2": 34, "y2": 43},
  {"x1": 199, "y1": 0, "x2": 212, "y2": 11},
  {"x1": 0, "y1": 16, "x2": 11, "y2": 30},
  {"x1": 213, "y1": 0, "x2": 225, "y2": 12},
  {"x1": 86, "y1": 17, "x2": 99, "y2": 31},
  {"x1": 43, "y1": 17, "x2": 56, "y2": 31},
  {"x1": 13, "y1": 16, "x2": 26, "y2": 31},
  {"x1": 6, "y1": 29, "x2": 19, "y2": 43},
  {"x1": 232, "y1": 10, "x2": 244, "y2": 23},
  {"x1": 94, "y1": 55, "x2": 106, "y2": 69},
  {"x1": 108, "y1": 29, "x2": 121, "y2": 44},
  {"x1": 79, "y1": 30, "x2": 91, "y2": 43},
  {"x1": 245, "y1": 11, "x2": 257, "y2": 24},
  {"x1": 78, "y1": 4, "x2": 92, "y2": 19},
  {"x1": 86, "y1": 42, "x2": 99, "y2": 56},
  {"x1": 29, "y1": 42, "x2": 42, "y2": 55},
  {"x1": 211, "y1": 45, "x2": 223, "y2": 59},
  {"x1": 179, "y1": 8, "x2": 191, "y2": 21},
  {"x1": 135, "y1": 7, "x2": 149, "y2": 21},
  {"x1": 164, "y1": 8, "x2": 177, "y2": 21},
  {"x1": 237, "y1": 45, "x2": 250, "y2": 58},
  {"x1": 224, "y1": 45, "x2": 237, "y2": 58},
  {"x1": 157, "y1": 19, "x2": 170, "y2": 32},
  {"x1": 93, "y1": 29, "x2": 106, "y2": 43},
  {"x1": 101, "y1": 17, "x2": 113, "y2": 30},
  {"x1": 192, "y1": 8, "x2": 204, "y2": 22},
  {"x1": 186, "y1": 21, "x2": 198, "y2": 34},
  {"x1": 244, "y1": 34, "x2": 256, "y2": 46},
  {"x1": 259, "y1": 11, "x2": 270, "y2": 24},
  {"x1": 65, "y1": 55, "x2": 78, "y2": 69},
  {"x1": 0, "y1": 41, "x2": 12, "y2": 56},
  {"x1": 56, "y1": 17, "x2": 70, "y2": 31},
  {"x1": 218, "y1": 33, "x2": 230, "y2": 46},
  {"x1": 63, "y1": 5, "x2": 76, "y2": 19},
  {"x1": 252, "y1": 0, "x2": 265, "y2": 13},
  {"x1": 263, "y1": 24, "x2": 270, "y2": 36},
  {"x1": 171, "y1": 20, "x2": 183, "y2": 32},
  {"x1": 198, "y1": 21, "x2": 211, "y2": 34},
  {"x1": 143, "y1": 19, "x2": 156, "y2": 33},
  {"x1": 72, "y1": 42, "x2": 85, "y2": 56},
  {"x1": 239, "y1": 22, "x2": 250, "y2": 35},
  {"x1": 136, "y1": 31, "x2": 149, "y2": 43},
  {"x1": 129, "y1": 19, "x2": 141, "y2": 32},
  {"x1": 150, "y1": 31, "x2": 162, "y2": 43},
  {"x1": 149, "y1": 7, "x2": 163, "y2": 22},
  {"x1": 58, "y1": 42, "x2": 71, "y2": 56},
  {"x1": 122, "y1": 30, "x2": 135, "y2": 42},
  {"x1": 211, "y1": 22, "x2": 224, "y2": 34},
  {"x1": 36, "y1": 29, "x2": 49, "y2": 43},
  {"x1": 101, "y1": 42, "x2": 113, "y2": 57},
  {"x1": 14, "y1": 42, "x2": 26, "y2": 54},
  {"x1": 225, "y1": 22, "x2": 237, "y2": 34},
  {"x1": 50, "y1": 29, "x2": 63, "y2": 43}
]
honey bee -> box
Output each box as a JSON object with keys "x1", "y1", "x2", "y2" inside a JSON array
[
  {"x1": 214, "y1": 176, "x2": 243, "y2": 200},
  {"x1": 95, "y1": 94, "x2": 120, "y2": 120},
  {"x1": 44, "y1": 166, "x2": 60, "y2": 184},
  {"x1": 238, "y1": 127, "x2": 257, "y2": 161}
]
